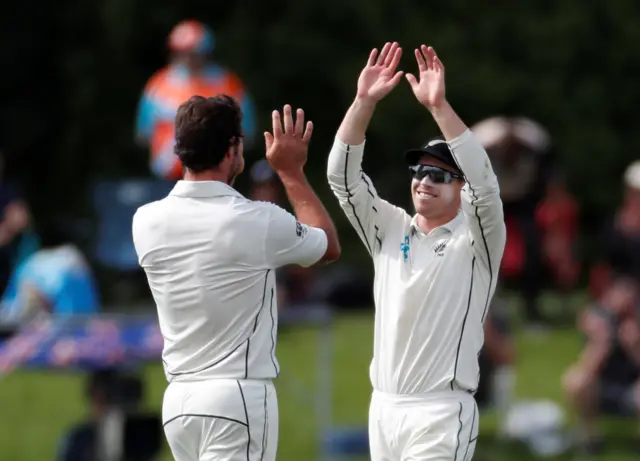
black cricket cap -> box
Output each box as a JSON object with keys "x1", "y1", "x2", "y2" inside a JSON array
[{"x1": 404, "y1": 136, "x2": 462, "y2": 174}]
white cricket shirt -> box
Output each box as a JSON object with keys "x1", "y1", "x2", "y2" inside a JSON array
[
  {"x1": 327, "y1": 129, "x2": 506, "y2": 395},
  {"x1": 132, "y1": 180, "x2": 328, "y2": 383}
]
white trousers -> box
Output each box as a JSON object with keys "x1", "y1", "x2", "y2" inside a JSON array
[
  {"x1": 369, "y1": 390, "x2": 479, "y2": 461},
  {"x1": 162, "y1": 378, "x2": 278, "y2": 461}
]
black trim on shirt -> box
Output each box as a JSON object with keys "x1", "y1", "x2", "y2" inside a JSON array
[
  {"x1": 448, "y1": 148, "x2": 494, "y2": 323},
  {"x1": 268, "y1": 287, "x2": 278, "y2": 376},
  {"x1": 463, "y1": 401, "x2": 478, "y2": 460},
  {"x1": 447, "y1": 145, "x2": 495, "y2": 391},
  {"x1": 453, "y1": 402, "x2": 464, "y2": 461},
  {"x1": 345, "y1": 145, "x2": 372, "y2": 253},
  {"x1": 260, "y1": 384, "x2": 268, "y2": 461},
  {"x1": 451, "y1": 256, "x2": 476, "y2": 390},
  {"x1": 468, "y1": 186, "x2": 494, "y2": 323},
  {"x1": 361, "y1": 173, "x2": 382, "y2": 249},
  {"x1": 168, "y1": 270, "x2": 272, "y2": 378},
  {"x1": 245, "y1": 269, "x2": 272, "y2": 378},
  {"x1": 361, "y1": 173, "x2": 375, "y2": 198},
  {"x1": 162, "y1": 414, "x2": 247, "y2": 428},
  {"x1": 167, "y1": 339, "x2": 247, "y2": 377},
  {"x1": 237, "y1": 381, "x2": 251, "y2": 461}
]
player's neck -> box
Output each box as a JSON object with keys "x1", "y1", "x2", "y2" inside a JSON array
[
  {"x1": 416, "y1": 210, "x2": 458, "y2": 234},
  {"x1": 183, "y1": 168, "x2": 230, "y2": 185}
]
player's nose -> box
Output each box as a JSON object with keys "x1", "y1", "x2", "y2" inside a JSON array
[
  {"x1": 419, "y1": 175, "x2": 437, "y2": 187},
  {"x1": 416, "y1": 182, "x2": 438, "y2": 194}
]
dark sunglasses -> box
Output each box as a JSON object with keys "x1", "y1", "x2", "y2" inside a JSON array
[{"x1": 409, "y1": 165, "x2": 463, "y2": 184}]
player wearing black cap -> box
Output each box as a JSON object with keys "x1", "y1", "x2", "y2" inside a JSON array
[{"x1": 327, "y1": 42, "x2": 506, "y2": 460}]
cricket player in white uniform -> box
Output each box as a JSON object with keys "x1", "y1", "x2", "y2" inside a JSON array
[
  {"x1": 133, "y1": 95, "x2": 340, "y2": 460},
  {"x1": 327, "y1": 42, "x2": 506, "y2": 460}
]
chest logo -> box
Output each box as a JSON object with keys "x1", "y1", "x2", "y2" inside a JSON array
[
  {"x1": 434, "y1": 239, "x2": 449, "y2": 256},
  {"x1": 400, "y1": 236, "x2": 410, "y2": 261}
]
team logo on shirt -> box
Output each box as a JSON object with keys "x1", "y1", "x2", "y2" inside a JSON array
[
  {"x1": 295, "y1": 221, "x2": 307, "y2": 238},
  {"x1": 434, "y1": 239, "x2": 449, "y2": 256},
  {"x1": 400, "y1": 236, "x2": 410, "y2": 261}
]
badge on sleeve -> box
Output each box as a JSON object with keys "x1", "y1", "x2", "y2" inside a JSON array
[{"x1": 296, "y1": 221, "x2": 307, "y2": 238}]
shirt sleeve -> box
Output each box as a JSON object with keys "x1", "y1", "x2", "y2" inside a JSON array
[
  {"x1": 327, "y1": 137, "x2": 408, "y2": 256},
  {"x1": 263, "y1": 203, "x2": 328, "y2": 268},
  {"x1": 448, "y1": 129, "x2": 506, "y2": 274}
]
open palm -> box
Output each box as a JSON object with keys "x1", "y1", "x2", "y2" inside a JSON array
[
  {"x1": 357, "y1": 42, "x2": 404, "y2": 102},
  {"x1": 406, "y1": 45, "x2": 446, "y2": 109},
  {"x1": 265, "y1": 105, "x2": 313, "y2": 174}
]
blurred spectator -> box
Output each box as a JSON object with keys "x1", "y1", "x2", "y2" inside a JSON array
[
  {"x1": 0, "y1": 224, "x2": 99, "y2": 324},
  {"x1": 472, "y1": 116, "x2": 560, "y2": 327},
  {"x1": 535, "y1": 171, "x2": 581, "y2": 292},
  {"x1": 590, "y1": 160, "x2": 640, "y2": 299},
  {"x1": 477, "y1": 298, "x2": 517, "y2": 432},
  {"x1": 135, "y1": 19, "x2": 256, "y2": 180},
  {"x1": 57, "y1": 369, "x2": 116, "y2": 461},
  {"x1": 249, "y1": 159, "x2": 282, "y2": 204},
  {"x1": 0, "y1": 153, "x2": 32, "y2": 295},
  {"x1": 562, "y1": 276, "x2": 639, "y2": 454},
  {"x1": 57, "y1": 369, "x2": 160, "y2": 461}
]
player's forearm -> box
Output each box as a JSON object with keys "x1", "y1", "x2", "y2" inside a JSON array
[
  {"x1": 278, "y1": 170, "x2": 341, "y2": 262},
  {"x1": 428, "y1": 101, "x2": 467, "y2": 141},
  {"x1": 336, "y1": 98, "x2": 377, "y2": 145},
  {"x1": 429, "y1": 101, "x2": 498, "y2": 190},
  {"x1": 328, "y1": 98, "x2": 374, "y2": 189}
]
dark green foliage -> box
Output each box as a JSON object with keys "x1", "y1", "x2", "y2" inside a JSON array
[{"x1": 1, "y1": 0, "x2": 639, "y2": 263}]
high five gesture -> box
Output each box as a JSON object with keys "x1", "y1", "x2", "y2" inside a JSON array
[
  {"x1": 405, "y1": 44, "x2": 466, "y2": 140},
  {"x1": 336, "y1": 42, "x2": 403, "y2": 145},
  {"x1": 356, "y1": 42, "x2": 404, "y2": 103},
  {"x1": 406, "y1": 45, "x2": 446, "y2": 111},
  {"x1": 265, "y1": 105, "x2": 313, "y2": 174}
]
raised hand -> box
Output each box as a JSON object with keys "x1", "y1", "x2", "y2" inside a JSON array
[
  {"x1": 356, "y1": 42, "x2": 404, "y2": 103},
  {"x1": 265, "y1": 105, "x2": 313, "y2": 174},
  {"x1": 406, "y1": 45, "x2": 446, "y2": 110}
]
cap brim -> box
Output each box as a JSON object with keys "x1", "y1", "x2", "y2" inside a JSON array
[
  {"x1": 404, "y1": 148, "x2": 462, "y2": 174},
  {"x1": 404, "y1": 149, "x2": 426, "y2": 166}
]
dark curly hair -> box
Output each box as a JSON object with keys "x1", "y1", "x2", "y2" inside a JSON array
[{"x1": 174, "y1": 95, "x2": 243, "y2": 172}]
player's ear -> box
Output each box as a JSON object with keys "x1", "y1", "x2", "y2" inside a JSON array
[
  {"x1": 223, "y1": 143, "x2": 238, "y2": 161},
  {"x1": 221, "y1": 149, "x2": 232, "y2": 163}
]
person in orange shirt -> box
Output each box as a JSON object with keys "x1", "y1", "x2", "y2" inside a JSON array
[{"x1": 136, "y1": 20, "x2": 256, "y2": 180}]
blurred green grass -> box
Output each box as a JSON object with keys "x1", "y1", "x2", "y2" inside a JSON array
[{"x1": 0, "y1": 311, "x2": 636, "y2": 461}]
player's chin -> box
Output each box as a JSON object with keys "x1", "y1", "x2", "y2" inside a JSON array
[{"x1": 413, "y1": 199, "x2": 435, "y2": 217}]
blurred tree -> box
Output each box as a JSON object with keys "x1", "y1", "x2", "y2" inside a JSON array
[{"x1": 1, "y1": 0, "x2": 640, "y2": 267}]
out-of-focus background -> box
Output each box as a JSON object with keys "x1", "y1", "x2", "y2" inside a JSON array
[{"x1": 0, "y1": 1, "x2": 639, "y2": 460}]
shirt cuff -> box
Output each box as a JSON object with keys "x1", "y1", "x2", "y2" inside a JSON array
[{"x1": 333, "y1": 136, "x2": 366, "y2": 152}]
